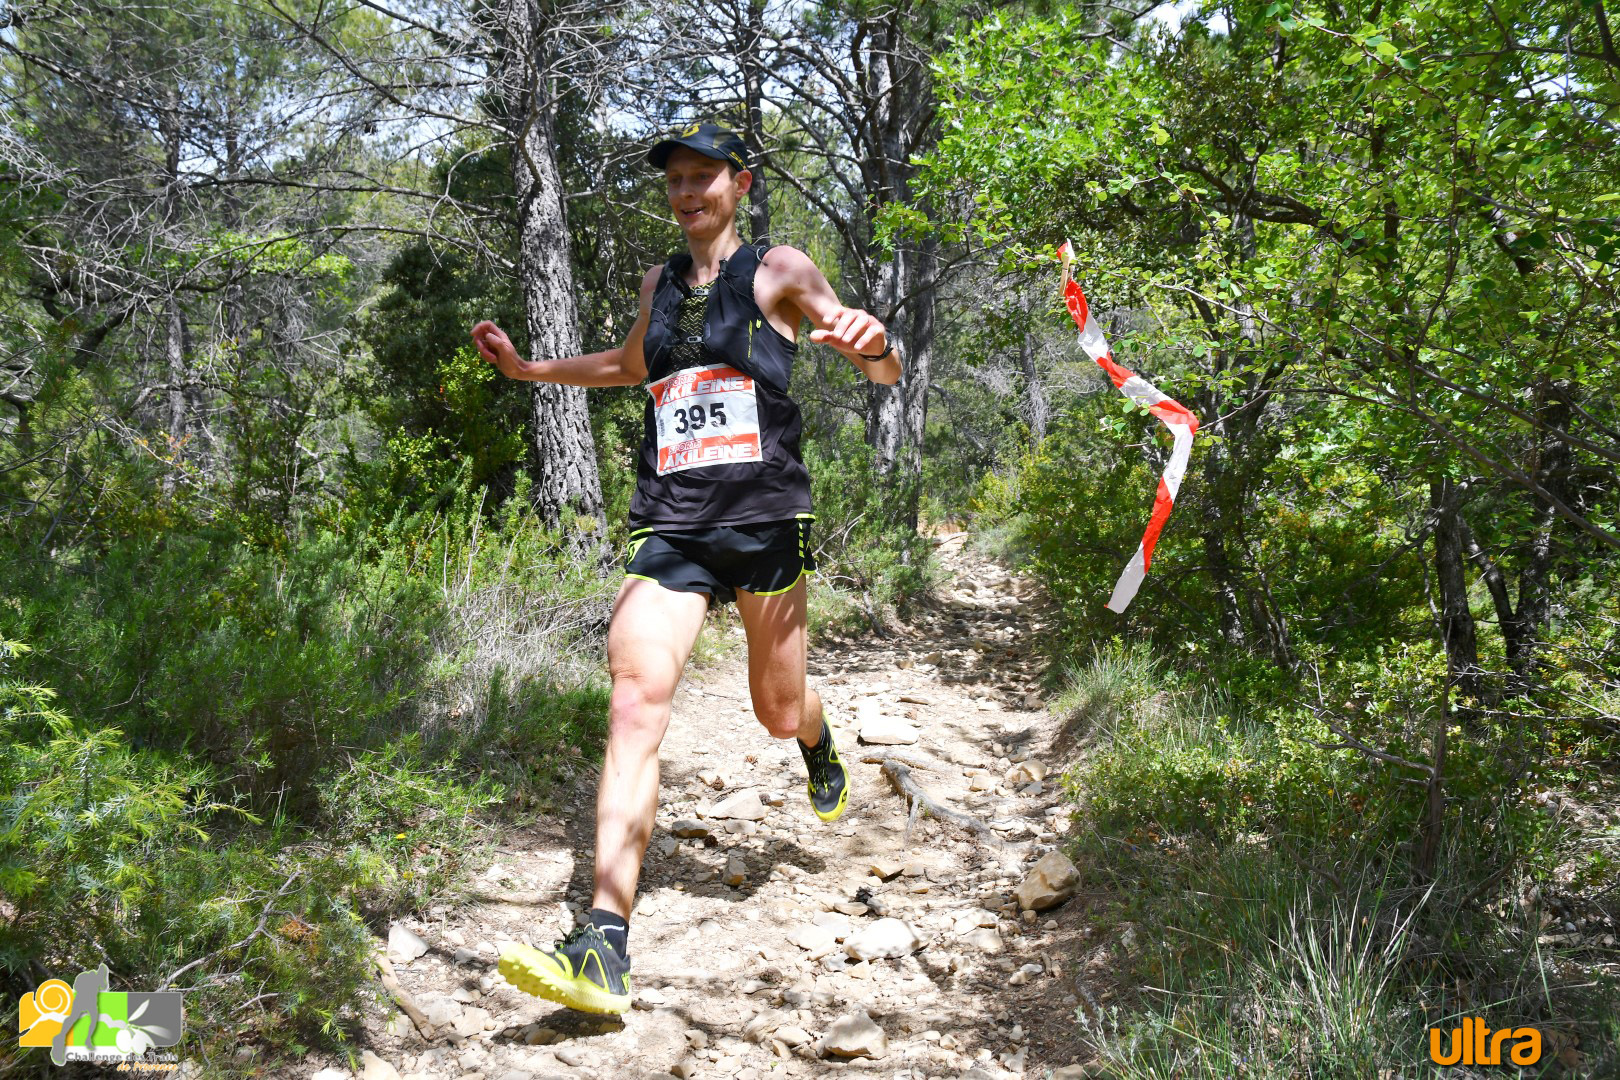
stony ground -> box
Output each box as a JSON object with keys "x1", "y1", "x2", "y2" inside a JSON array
[{"x1": 320, "y1": 534, "x2": 1112, "y2": 1080}]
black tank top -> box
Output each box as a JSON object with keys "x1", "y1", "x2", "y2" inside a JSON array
[{"x1": 629, "y1": 242, "x2": 812, "y2": 528}]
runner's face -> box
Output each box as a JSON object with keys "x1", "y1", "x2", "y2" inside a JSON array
[{"x1": 665, "y1": 147, "x2": 749, "y2": 239}]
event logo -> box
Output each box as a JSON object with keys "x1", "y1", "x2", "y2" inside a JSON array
[
  {"x1": 1428, "y1": 1018, "x2": 1542, "y2": 1066},
  {"x1": 19, "y1": 964, "x2": 183, "y2": 1068}
]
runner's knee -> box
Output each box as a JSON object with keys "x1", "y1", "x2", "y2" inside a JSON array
[
  {"x1": 608, "y1": 673, "x2": 672, "y2": 742},
  {"x1": 753, "y1": 690, "x2": 805, "y2": 740}
]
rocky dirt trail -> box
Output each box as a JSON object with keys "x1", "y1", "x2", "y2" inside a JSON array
[{"x1": 326, "y1": 534, "x2": 1108, "y2": 1080}]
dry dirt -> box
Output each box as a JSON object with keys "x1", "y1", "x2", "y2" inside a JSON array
[{"x1": 319, "y1": 534, "x2": 1112, "y2": 1080}]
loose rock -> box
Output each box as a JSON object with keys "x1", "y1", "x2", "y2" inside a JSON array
[
  {"x1": 844, "y1": 918, "x2": 921, "y2": 961},
  {"x1": 360, "y1": 1052, "x2": 401, "y2": 1080},
  {"x1": 789, "y1": 924, "x2": 838, "y2": 956},
  {"x1": 821, "y1": 1009, "x2": 888, "y2": 1059},
  {"x1": 706, "y1": 790, "x2": 768, "y2": 821},
  {"x1": 775, "y1": 1025, "x2": 812, "y2": 1047},
  {"x1": 670, "y1": 818, "x2": 711, "y2": 838},
  {"x1": 1006, "y1": 760, "x2": 1048, "y2": 785},
  {"x1": 1015, "y1": 851, "x2": 1081, "y2": 911},
  {"x1": 868, "y1": 858, "x2": 905, "y2": 881},
  {"x1": 453, "y1": 1006, "x2": 491, "y2": 1039},
  {"x1": 858, "y1": 713, "x2": 921, "y2": 746},
  {"x1": 386, "y1": 924, "x2": 429, "y2": 964}
]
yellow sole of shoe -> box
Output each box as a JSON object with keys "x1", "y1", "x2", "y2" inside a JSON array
[
  {"x1": 497, "y1": 944, "x2": 630, "y2": 1015},
  {"x1": 809, "y1": 768, "x2": 850, "y2": 823}
]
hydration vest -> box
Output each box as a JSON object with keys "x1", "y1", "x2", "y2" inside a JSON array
[{"x1": 628, "y1": 242, "x2": 812, "y2": 528}]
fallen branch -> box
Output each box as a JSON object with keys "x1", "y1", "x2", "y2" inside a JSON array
[
  {"x1": 372, "y1": 953, "x2": 436, "y2": 1040},
  {"x1": 858, "y1": 748, "x2": 948, "y2": 771},
  {"x1": 158, "y1": 871, "x2": 300, "y2": 991},
  {"x1": 879, "y1": 756, "x2": 1002, "y2": 848},
  {"x1": 463, "y1": 888, "x2": 546, "y2": 905}
]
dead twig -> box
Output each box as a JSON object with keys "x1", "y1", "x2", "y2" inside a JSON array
[
  {"x1": 879, "y1": 756, "x2": 1002, "y2": 848},
  {"x1": 858, "y1": 748, "x2": 948, "y2": 771},
  {"x1": 372, "y1": 953, "x2": 436, "y2": 1040},
  {"x1": 158, "y1": 871, "x2": 300, "y2": 991}
]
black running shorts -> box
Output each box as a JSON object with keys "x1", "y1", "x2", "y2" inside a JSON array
[{"x1": 624, "y1": 516, "x2": 815, "y2": 606}]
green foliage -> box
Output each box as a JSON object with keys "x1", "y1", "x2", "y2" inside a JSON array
[
  {"x1": 1, "y1": 370, "x2": 615, "y2": 1069},
  {"x1": 804, "y1": 429, "x2": 936, "y2": 633},
  {"x1": 917, "y1": 0, "x2": 1619, "y2": 693},
  {"x1": 348, "y1": 241, "x2": 532, "y2": 512},
  {"x1": 1058, "y1": 642, "x2": 1615, "y2": 1078},
  {"x1": 0, "y1": 643, "x2": 375, "y2": 1067}
]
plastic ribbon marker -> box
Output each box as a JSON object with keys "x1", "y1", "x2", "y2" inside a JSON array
[{"x1": 1058, "y1": 241, "x2": 1200, "y2": 612}]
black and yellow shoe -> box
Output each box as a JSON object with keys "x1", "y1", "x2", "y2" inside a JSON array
[
  {"x1": 498, "y1": 924, "x2": 631, "y2": 1015},
  {"x1": 799, "y1": 719, "x2": 850, "y2": 822}
]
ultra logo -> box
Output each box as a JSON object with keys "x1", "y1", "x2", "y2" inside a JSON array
[
  {"x1": 19, "y1": 964, "x2": 183, "y2": 1066},
  {"x1": 1428, "y1": 1017, "x2": 1542, "y2": 1066}
]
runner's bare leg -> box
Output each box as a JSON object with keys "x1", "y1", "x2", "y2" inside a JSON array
[
  {"x1": 591, "y1": 578, "x2": 709, "y2": 919},
  {"x1": 735, "y1": 577, "x2": 823, "y2": 746}
]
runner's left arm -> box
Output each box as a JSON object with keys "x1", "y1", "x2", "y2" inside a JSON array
[{"x1": 768, "y1": 247, "x2": 902, "y2": 386}]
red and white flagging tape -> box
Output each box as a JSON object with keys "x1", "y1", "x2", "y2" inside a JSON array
[{"x1": 1058, "y1": 241, "x2": 1200, "y2": 612}]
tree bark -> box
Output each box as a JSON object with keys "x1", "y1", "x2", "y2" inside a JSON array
[
  {"x1": 499, "y1": 0, "x2": 603, "y2": 528},
  {"x1": 1430, "y1": 476, "x2": 1484, "y2": 702},
  {"x1": 1018, "y1": 314, "x2": 1047, "y2": 444},
  {"x1": 1509, "y1": 388, "x2": 1573, "y2": 680},
  {"x1": 856, "y1": 11, "x2": 937, "y2": 522},
  {"x1": 738, "y1": 0, "x2": 771, "y2": 244},
  {"x1": 160, "y1": 83, "x2": 189, "y2": 491}
]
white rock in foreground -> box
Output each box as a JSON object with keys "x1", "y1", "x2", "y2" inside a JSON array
[
  {"x1": 705, "y1": 790, "x2": 768, "y2": 821},
  {"x1": 820, "y1": 1009, "x2": 888, "y2": 1058},
  {"x1": 670, "y1": 818, "x2": 711, "y2": 838},
  {"x1": 1015, "y1": 850, "x2": 1081, "y2": 911},
  {"x1": 789, "y1": 924, "x2": 838, "y2": 954},
  {"x1": 844, "y1": 917, "x2": 921, "y2": 961},
  {"x1": 858, "y1": 713, "x2": 920, "y2": 746},
  {"x1": 360, "y1": 1051, "x2": 402, "y2": 1080},
  {"x1": 386, "y1": 923, "x2": 429, "y2": 964},
  {"x1": 1006, "y1": 759, "x2": 1048, "y2": 785}
]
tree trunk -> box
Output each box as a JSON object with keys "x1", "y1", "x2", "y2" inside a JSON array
[
  {"x1": 1430, "y1": 476, "x2": 1484, "y2": 702},
  {"x1": 160, "y1": 84, "x2": 188, "y2": 492},
  {"x1": 739, "y1": 0, "x2": 771, "y2": 244},
  {"x1": 1509, "y1": 388, "x2": 1572, "y2": 681},
  {"x1": 1198, "y1": 433, "x2": 1249, "y2": 648},
  {"x1": 857, "y1": 12, "x2": 937, "y2": 528},
  {"x1": 499, "y1": 0, "x2": 602, "y2": 528},
  {"x1": 1018, "y1": 317, "x2": 1047, "y2": 444}
]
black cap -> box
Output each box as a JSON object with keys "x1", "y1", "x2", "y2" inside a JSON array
[{"x1": 648, "y1": 121, "x2": 749, "y2": 173}]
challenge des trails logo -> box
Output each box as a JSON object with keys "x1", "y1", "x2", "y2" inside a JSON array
[{"x1": 19, "y1": 963, "x2": 183, "y2": 1070}]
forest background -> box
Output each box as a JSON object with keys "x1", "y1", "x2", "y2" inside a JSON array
[{"x1": 1, "y1": 0, "x2": 1617, "y2": 1075}]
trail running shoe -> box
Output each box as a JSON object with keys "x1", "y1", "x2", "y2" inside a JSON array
[
  {"x1": 498, "y1": 924, "x2": 631, "y2": 1015},
  {"x1": 799, "y1": 719, "x2": 850, "y2": 822}
]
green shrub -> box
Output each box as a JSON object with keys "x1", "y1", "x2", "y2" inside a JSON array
[
  {"x1": 1059, "y1": 641, "x2": 1614, "y2": 1080},
  {"x1": 803, "y1": 431, "x2": 935, "y2": 634},
  {"x1": 0, "y1": 644, "x2": 378, "y2": 1070}
]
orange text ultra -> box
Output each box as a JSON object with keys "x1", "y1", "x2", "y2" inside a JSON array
[{"x1": 1429, "y1": 1019, "x2": 1542, "y2": 1066}]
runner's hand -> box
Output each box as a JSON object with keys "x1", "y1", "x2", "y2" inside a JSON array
[
  {"x1": 471, "y1": 321, "x2": 533, "y2": 379},
  {"x1": 809, "y1": 307, "x2": 887, "y2": 359}
]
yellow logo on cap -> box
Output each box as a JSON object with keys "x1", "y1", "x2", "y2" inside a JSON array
[{"x1": 680, "y1": 122, "x2": 702, "y2": 137}]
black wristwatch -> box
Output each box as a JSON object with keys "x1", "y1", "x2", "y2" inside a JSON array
[{"x1": 858, "y1": 344, "x2": 895, "y2": 362}]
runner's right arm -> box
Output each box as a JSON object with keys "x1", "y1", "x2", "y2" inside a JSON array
[{"x1": 471, "y1": 265, "x2": 660, "y2": 387}]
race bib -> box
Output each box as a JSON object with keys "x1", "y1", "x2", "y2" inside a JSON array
[{"x1": 648, "y1": 364, "x2": 762, "y2": 475}]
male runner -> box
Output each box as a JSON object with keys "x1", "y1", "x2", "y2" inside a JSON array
[{"x1": 470, "y1": 121, "x2": 902, "y2": 1015}]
